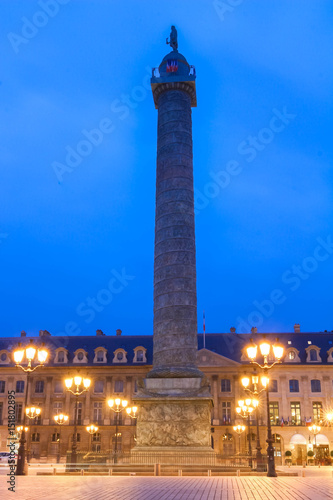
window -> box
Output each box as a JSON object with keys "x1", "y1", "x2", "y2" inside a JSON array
[
  {"x1": 0, "y1": 381, "x2": 5, "y2": 393},
  {"x1": 269, "y1": 380, "x2": 278, "y2": 393},
  {"x1": 0, "y1": 353, "x2": 7, "y2": 362},
  {"x1": 288, "y1": 351, "x2": 296, "y2": 360},
  {"x1": 57, "y1": 351, "x2": 65, "y2": 362},
  {"x1": 290, "y1": 402, "x2": 301, "y2": 425},
  {"x1": 94, "y1": 380, "x2": 104, "y2": 393},
  {"x1": 77, "y1": 352, "x2": 84, "y2": 361},
  {"x1": 272, "y1": 434, "x2": 282, "y2": 457},
  {"x1": 96, "y1": 350, "x2": 104, "y2": 362},
  {"x1": 134, "y1": 380, "x2": 138, "y2": 393},
  {"x1": 313, "y1": 402, "x2": 323, "y2": 423},
  {"x1": 289, "y1": 380, "x2": 299, "y2": 393},
  {"x1": 222, "y1": 402, "x2": 231, "y2": 424},
  {"x1": 221, "y1": 379, "x2": 231, "y2": 392},
  {"x1": 309, "y1": 349, "x2": 318, "y2": 361},
  {"x1": 54, "y1": 381, "x2": 63, "y2": 394},
  {"x1": 269, "y1": 402, "x2": 279, "y2": 425},
  {"x1": 246, "y1": 432, "x2": 256, "y2": 441},
  {"x1": 35, "y1": 381, "x2": 44, "y2": 393},
  {"x1": 117, "y1": 351, "x2": 124, "y2": 361},
  {"x1": 114, "y1": 380, "x2": 124, "y2": 393},
  {"x1": 72, "y1": 433, "x2": 81, "y2": 442},
  {"x1": 53, "y1": 402, "x2": 63, "y2": 414},
  {"x1": 136, "y1": 350, "x2": 144, "y2": 362},
  {"x1": 311, "y1": 380, "x2": 321, "y2": 393},
  {"x1": 16, "y1": 381, "x2": 25, "y2": 393},
  {"x1": 15, "y1": 403, "x2": 23, "y2": 424},
  {"x1": 31, "y1": 433, "x2": 40, "y2": 442},
  {"x1": 94, "y1": 402, "x2": 103, "y2": 423},
  {"x1": 51, "y1": 432, "x2": 60, "y2": 442},
  {"x1": 74, "y1": 403, "x2": 83, "y2": 425},
  {"x1": 0, "y1": 402, "x2": 3, "y2": 424},
  {"x1": 112, "y1": 434, "x2": 122, "y2": 451}
]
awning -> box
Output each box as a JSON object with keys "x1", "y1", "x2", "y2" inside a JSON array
[{"x1": 290, "y1": 433, "x2": 307, "y2": 445}]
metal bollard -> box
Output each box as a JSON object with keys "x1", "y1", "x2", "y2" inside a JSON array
[
  {"x1": 154, "y1": 463, "x2": 161, "y2": 476},
  {"x1": 236, "y1": 469, "x2": 240, "y2": 477},
  {"x1": 301, "y1": 470, "x2": 305, "y2": 477},
  {"x1": 178, "y1": 469, "x2": 182, "y2": 476},
  {"x1": 207, "y1": 470, "x2": 211, "y2": 477},
  {"x1": 53, "y1": 468, "x2": 56, "y2": 476},
  {"x1": 109, "y1": 468, "x2": 113, "y2": 476},
  {"x1": 81, "y1": 469, "x2": 84, "y2": 476}
]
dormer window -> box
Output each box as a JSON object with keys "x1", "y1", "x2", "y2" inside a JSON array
[
  {"x1": 73, "y1": 349, "x2": 88, "y2": 364},
  {"x1": 93, "y1": 348, "x2": 107, "y2": 363},
  {"x1": 133, "y1": 346, "x2": 147, "y2": 363},
  {"x1": 54, "y1": 348, "x2": 68, "y2": 364},
  {"x1": 0, "y1": 350, "x2": 10, "y2": 365},
  {"x1": 310, "y1": 349, "x2": 317, "y2": 361},
  {"x1": 113, "y1": 349, "x2": 127, "y2": 363},
  {"x1": 285, "y1": 348, "x2": 300, "y2": 363},
  {"x1": 305, "y1": 345, "x2": 321, "y2": 363}
]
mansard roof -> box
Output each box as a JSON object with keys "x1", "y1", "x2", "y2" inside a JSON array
[{"x1": 0, "y1": 331, "x2": 332, "y2": 367}]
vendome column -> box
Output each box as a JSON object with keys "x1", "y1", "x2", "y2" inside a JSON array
[{"x1": 132, "y1": 27, "x2": 214, "y2": 464}]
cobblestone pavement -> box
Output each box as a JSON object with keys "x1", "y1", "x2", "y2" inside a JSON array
[{"x1": 1, "y1": 476, "x2": 333, "y2": 500}]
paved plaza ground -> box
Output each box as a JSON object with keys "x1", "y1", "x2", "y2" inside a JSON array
[{"x1": 1, "y1": 470, "x2": 333, "y2": 500}]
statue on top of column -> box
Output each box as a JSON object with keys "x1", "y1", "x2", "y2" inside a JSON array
[{"x1": 166, "y1": 25, "x2": 178, "y2": 51}]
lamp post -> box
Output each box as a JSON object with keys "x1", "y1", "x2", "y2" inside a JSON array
[
  {"x1": 86, "y1": 425, "x2": 99, "y2": 452},
  {"x1": 246, "y1": 338, "x2": 284, "y2": 477},
  {"x1": 65, "y1": 375, "x2": 91, "y2": 470},
  {"x1": 54, "y1": 414, "x2": 69, "y2": 463},
  {"x1": 241, "y1": 374, "x2": 267, "y2": 470},
  {"x1": 309, "y1": 424, "x2": 321, "y2": 462},
  {"x1": 236, "y1": 399, "x2": 256, "y2": 468},
  {"x1": 233, "y1": 425, "x2": 246, "y2": 455},
  {"x1": 13, "y1": 340, "x2": 48, "y2": 475},
  {"x1": 108, "y1": 398, "x2": 137, "y2": 464}
]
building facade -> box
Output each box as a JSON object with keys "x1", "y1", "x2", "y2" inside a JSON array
[{"x1": 1, "y1": 326, "x2": 333, "y2": 465}]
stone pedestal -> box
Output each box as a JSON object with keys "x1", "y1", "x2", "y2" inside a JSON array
[{"x1": 132, "y1": 378, "x2": 215, "y2": 465}]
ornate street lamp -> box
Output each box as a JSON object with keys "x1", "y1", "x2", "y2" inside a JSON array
[
  {"x1": 108, "y1": 398, "x2": 137, "y2": 463},
  {"x1": 246, "y1": 337, "x2": 284, "y2": 477},
  {"x1": 241, "y1": 374, "x2": 268, "y2": 470},
  {"x1": 233, "y1": 424, "x2": 246, "y2": 455},
  {"x1": 54, "y1": 414, "x2": 69, "y2": 463},
  {"x1": 65, "y1": 375, "x2": 91, "y2": 470},
  {"x1": 12, "y1": 340, "x2": 48, "y2": 475},
  {"x1": 236, "y1": 398, "x2": 256, "y2": 468},
  {"x1": 86, "y1": 425, "x2": 99, "y2": 452},
  {"x1": 309, "y1": 424, "x2": 321, "y2": 460}
]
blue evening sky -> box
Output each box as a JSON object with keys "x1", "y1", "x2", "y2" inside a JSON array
[{"x1": 1, "y1": 0, "x2": 333, "y2": 338}]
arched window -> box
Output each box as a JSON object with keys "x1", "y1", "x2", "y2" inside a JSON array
[
  {"x1": 246, "y1": 433, "x2": 256, "y2": 441},
  {"x1": 58, "y1": 351, "x2": 65, "y2": 362},
  {"x1": 77, "y1": 352, "x2": 84, "y2": 361},
  {"x1": 288, "y1": 351, "x2": 296, "y2": 360},
  {"x1": 97, "y1": 350, "x2": 104, "y2": 362}
]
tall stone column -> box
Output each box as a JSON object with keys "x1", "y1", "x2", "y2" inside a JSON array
[{"x1": 132, "y1": 27, "x2": 214, "y2": 465}]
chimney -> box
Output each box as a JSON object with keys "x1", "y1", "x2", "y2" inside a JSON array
[
  {"x1": 294, "y1": 323, "x2": 300, "y2": 333},
  {"x1": 251, "y1": 327, "x2": 258, "y2": 334},
  {"x1": 20, "y1": 331, "x2": 26, "y2": 337},
  {"x1": 230, "y1": 327, "x2": 236, "y2": 333},
  {"x1": 96, "y1": 329, "x2": 104, "y2": 336},
  {"x1": 116, "y1": 329, "x2": 122, "y2": 336},
  {"x1": 39, "y1": 330, "x2": 51, "y2": 337}
]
